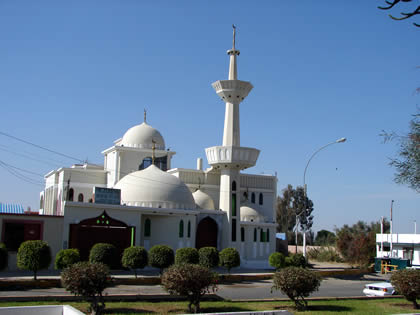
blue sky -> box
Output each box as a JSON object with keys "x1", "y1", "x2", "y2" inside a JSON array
[{"x1": 0, "y1": 1, "x2": 418, "y2": 234}]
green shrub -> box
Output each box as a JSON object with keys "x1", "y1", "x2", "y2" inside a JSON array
[
  {"x1": 17, "y1": 240, "x2": 51, "y2": 280},
  {"x1": 175, "y1": 247, "x2": 199, "y2": 265},
  {"x1": 148, "y1": 245, "x2": 174, "y2": 273},
  {"x1": 307, "y1": 246, "x2": 343, "y2": 262},
  {"x1": 89, "y1": 243, "x2": 118, "y2": 269},
  {"x1": 198, "y1": 247, "x2": 219, "y2": 269},
  {"x1": 55, "y1": 249, "x2": 80, "y2": 270},
  {"x1": 269, "y1": 252, "x2": 286, "y2": 270},
  {"x1": 219, "y1": 247, "x2": 240, "y2": 273},
  {"x1": 286, "y1": 253, "x2": 307, "y2": 268},
  {"x1": 161, "y1": 263, "x2": 217, "y2": 313},
  {"x1": 0, "y1": 243, "x2": 7, "y2": 271},
  {"x1": 391, "y1": 269, "x2": 420, "y2": 309},
  {"x1": 272, "y1": 267, "x2": 321, "y2": 311},
  {"x1": 61, "y1": 262, "x2": 111, "y2": 315},
  {"x1": 121, "y1": 246, "x2": 148, "y2": 278}
]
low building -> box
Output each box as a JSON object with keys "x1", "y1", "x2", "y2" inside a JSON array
[{"x1": 376, "y1": 233, "x2": 420, "y2": 268}]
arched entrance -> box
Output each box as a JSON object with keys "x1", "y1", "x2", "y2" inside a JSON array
[
  {"x1": 69, "y1": 211, "x2": 135, "y2": 262},
  {"x1": 195, "y1": 217, "x2": 218, "y2": 249}
]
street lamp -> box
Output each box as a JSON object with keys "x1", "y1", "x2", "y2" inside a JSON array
[{"x1": 297, "y1": 137, "x2": 347, "y2": 257}]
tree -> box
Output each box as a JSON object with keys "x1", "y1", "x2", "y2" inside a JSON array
[
  {"x1": 61, "y1": 262, "x2": 111, "y2": 315},
  {"x1": 276, "y1": 185, "x2": 314, "y2": 246},
  {"x1": 175, "y1": 247, "x2": 199, "y2": 265},
  {"x1": 121, "y1": 246, "x2": 148, "y2": 278},
  {"x1": 55, "y1": 248, "x2": 80, "y2": 270},
  {"x1": 17, "y1": 240, "x2": 51, "y2": 280},
  {"x1": 271, "y1": 267, "x2": 321, "y2": 311},
  {"x1": 269, "y1": 252, "x2": 286, "y2": 270},
  {"x1": 391, "y1": 269, "x2": 420, "y2": 309},
  {"x1": 378, "y1": 0, "x2": 420, "y2": 27},
  {"x1": 382, "y1": 110, "x2": 420, "y2": 192},
  {"x1": 89, "y1": 243, "x2": 118, "y2": 269},
  {"x1": 161, "y1": 263, "x2": 218, "y2": 313},
  {"x1": 198, "y1": 247, "x2": 219, "y2": 269},
  {"x1": 219, "y1": 247, "x2": 240, "y2": 273},
  {"x1": 148, "y1": 245, "x2": 174, "y2": 274},
  {"x1": 315, "y1": 229, "x2": 337, "y2": 246},
  {"x1": 335, "y1": 219, "x2": 390, "y2": 266}
]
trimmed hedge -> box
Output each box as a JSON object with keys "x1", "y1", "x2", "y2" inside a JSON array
[
  {"x1": 219, "y1": 247, "x2": 240, "y2": 273},
  {"x1": 122, "y1": 246, "x2": 148, "y2": 278},
  {"x1": 198, "y1": 247, "x2": 219, "y2": 269},
  {"x1": 391, "y1": 269, "x2": 420, "y2": 309},
  {"x1": 148, "y1": 245, "x2": 174, "y2": 273},
  {"x1": 17, "y1": 240, "x2": 51, "y2": 280},
  {"x1": 175, "y1": 247, "x2": 199, "y2": 265},
  {"x1": 55, "y1": 249, "x2": 80, "y2": 270},
  {"x1": 269, "y1": 252, "x2": 286, "y2": 270},
  {"x1": 89, "y1": 243, "x2": 118, "y2": 269},
  {"x1": 286, "y1": 253, "x2": 307, "y2": 268}
]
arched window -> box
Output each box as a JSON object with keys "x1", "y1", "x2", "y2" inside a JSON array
[
  {"x1": 251, "y1": 192, "x2": 255, "y2": 203},
  {"x1": 231, "y1": 219, "x2": 236, "y2": 242},
  {"x1": 68, "y1": 188, "x2": 74, "y2": 201},
  {"x1": 139, "y1": 157, "x2": 153, "y2": 170},
  {"x1": 259, "y1": 193, "x2": 263, "y2": 205},
  {"x1": 241, "y1": 227, "x2": 245, "y2": 242},
  {"x1": 40, "y1": 196, "x2": 44, "y2": 209},
  {"x1": 144, "y1": 218, "x2": 151, "y2": 237},
  {"x1": 179, "y1": 220, "x2": 184, "y2": 238},
  {"x1": 266, "y1": 228, "x2": 270, "y2": 242},
  {"x1": 232, "y1": 181, "x2": 236, "y2": 191},
  {"x1": 260, "y1": 229, "x2": 265, "y2": 242},
  {"x1": 187, "y1": 221, "x2": 191, "y2": 238},
  {"x1": 253, "y1": 228, "x2": 257, "y2": 242},
  {"x1": 78, "y1": 193, "x2": 84, "y2": 202}
]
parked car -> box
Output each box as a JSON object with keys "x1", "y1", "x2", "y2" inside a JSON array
[{"x1": 363, "y1": 282, "x2": 395, "y2": 296}]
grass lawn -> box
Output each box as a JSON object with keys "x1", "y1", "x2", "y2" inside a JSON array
[{"x1": 0, "y1": 298, "x2": 417, "y2": 314}]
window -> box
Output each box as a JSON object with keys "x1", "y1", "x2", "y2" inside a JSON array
[
  {"x1": 187, "y1": 221, "x2": 191, "y2": 238},
  {"x1": 68, "y1": 188, "x2": 74, "y2": 201},
  {"x1": 251, "y1": 192, "x2": 255, "y2": 203},
  {"x1": 139, "y1": 157, "x2": 153, "y2": 170},
  {"x1": 2, "y1": 221, "x2": 42, "y2": 251},
  {"x1": 231, "y1": 194, "x2": 236, "y2": 216},
  {"x1": 260, "y1": 229, "x2": 266, "y2": 242},
  {"x1": 241, "y1": 227, "x2": 245, "y2": 242},
  {"x1": 179, "y1": 220, "x2": 184, "y2": 238},
  {"x1": 231, "y1": 219, "x2": 236, "y2": 242},
  {"x1": 144, "y1": 218, "x2": 151, "y2": 237},
  {"x1": 266, "y1": 229, "x2": 270, "y2": 242},
  {"x1": 259, "y1": 193, "x2": 263, "y2": 205},
  {"x1": 254, "y1": 228, "x2": 257, "y2": 242},
  {"x1": 78, "y1": 193, "x2": 84, "y2": 202},
  {"x1": 232, "y1": 181, "x2": 236, "y2": 191}
]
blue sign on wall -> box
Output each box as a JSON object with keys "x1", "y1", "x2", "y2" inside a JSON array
[{"x1": 94, "y1": 187, "x2": 121, "y2": 205}]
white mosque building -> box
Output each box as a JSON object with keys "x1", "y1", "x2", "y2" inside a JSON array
[{"x1": 38, "y1": 29, "x2": 278, "y2": 268}]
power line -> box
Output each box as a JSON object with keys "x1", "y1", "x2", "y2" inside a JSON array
[{"x1": 0, "y1": 131, "x2": 85, "y2": 163}]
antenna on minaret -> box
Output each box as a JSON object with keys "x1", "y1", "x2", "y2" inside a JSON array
[
  {"x1": 152, "y1": 139, "x2": 156, "y2": 165},
  {"x1": 232, "y1": 24, "x2": 236, "y2": 50},
  {"x1": 144, "y1": 109, "x2": 147, "y2": 123}
]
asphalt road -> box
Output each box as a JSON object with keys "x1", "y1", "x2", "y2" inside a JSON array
[{"x1": 0, "y1": 273, "x2": 390, "y2": 300}]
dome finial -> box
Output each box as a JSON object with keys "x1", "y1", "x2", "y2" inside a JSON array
[
  {"x1": 232, "y1": 24, "x2": 236, "y2": 50},
  {"x1": 227, "y1": 25, "x2": 240, "y2": 80},
  {"x1": 144, "y1": 108, "x2": 147, "y2": 123}
]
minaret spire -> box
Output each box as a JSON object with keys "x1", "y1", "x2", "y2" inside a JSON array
[
  {"x1": 144, "y1": 109, "x2": 147, "y2": 123},
  {"x1": 227, "y1": 24, "x2": 240, "y2": 80}
]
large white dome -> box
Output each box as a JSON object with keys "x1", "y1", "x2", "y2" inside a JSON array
[
  {"x1": 193, "y1": 189, "x2": 215, "y2": 210},
  {"x1": 114, "y1": 165, "x2": 195, "y2": 210},
  {"x1": 121, "y1": 122, "x2": 165, "y2": 149}
]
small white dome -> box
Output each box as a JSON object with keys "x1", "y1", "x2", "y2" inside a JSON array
[
  {"x1": 193, "y1": 189, "x2": 215, "y2": 210},
  {"x1": 240, "y1": 203, "x2": 265, "y2": 222},
  {"x1": 114, "y1": 165, "x2": 195, "y2": 209},
  {"x1": 121, "y1": 122, "x2": 165, "y2": 149}
]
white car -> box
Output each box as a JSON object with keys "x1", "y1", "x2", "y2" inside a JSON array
[{"x1": 363, "y1": 282, "x2": 395, "y2": 296}]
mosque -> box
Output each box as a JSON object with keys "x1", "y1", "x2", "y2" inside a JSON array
[{"x1": 37, "y1": 29, "x2": 278, "y2": 268}]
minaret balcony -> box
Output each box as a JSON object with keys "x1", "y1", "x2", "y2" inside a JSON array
[
  {"x1": 212, "y1": 80, "x2": 253, "y2": 103},
  {"x1": 205, "y1": 146, "x2": 260, "y2": 170}
]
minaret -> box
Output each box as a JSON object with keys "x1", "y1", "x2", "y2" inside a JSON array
[{"x1": 205, "y1": 26, "x2": 260, "y2": 251}]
